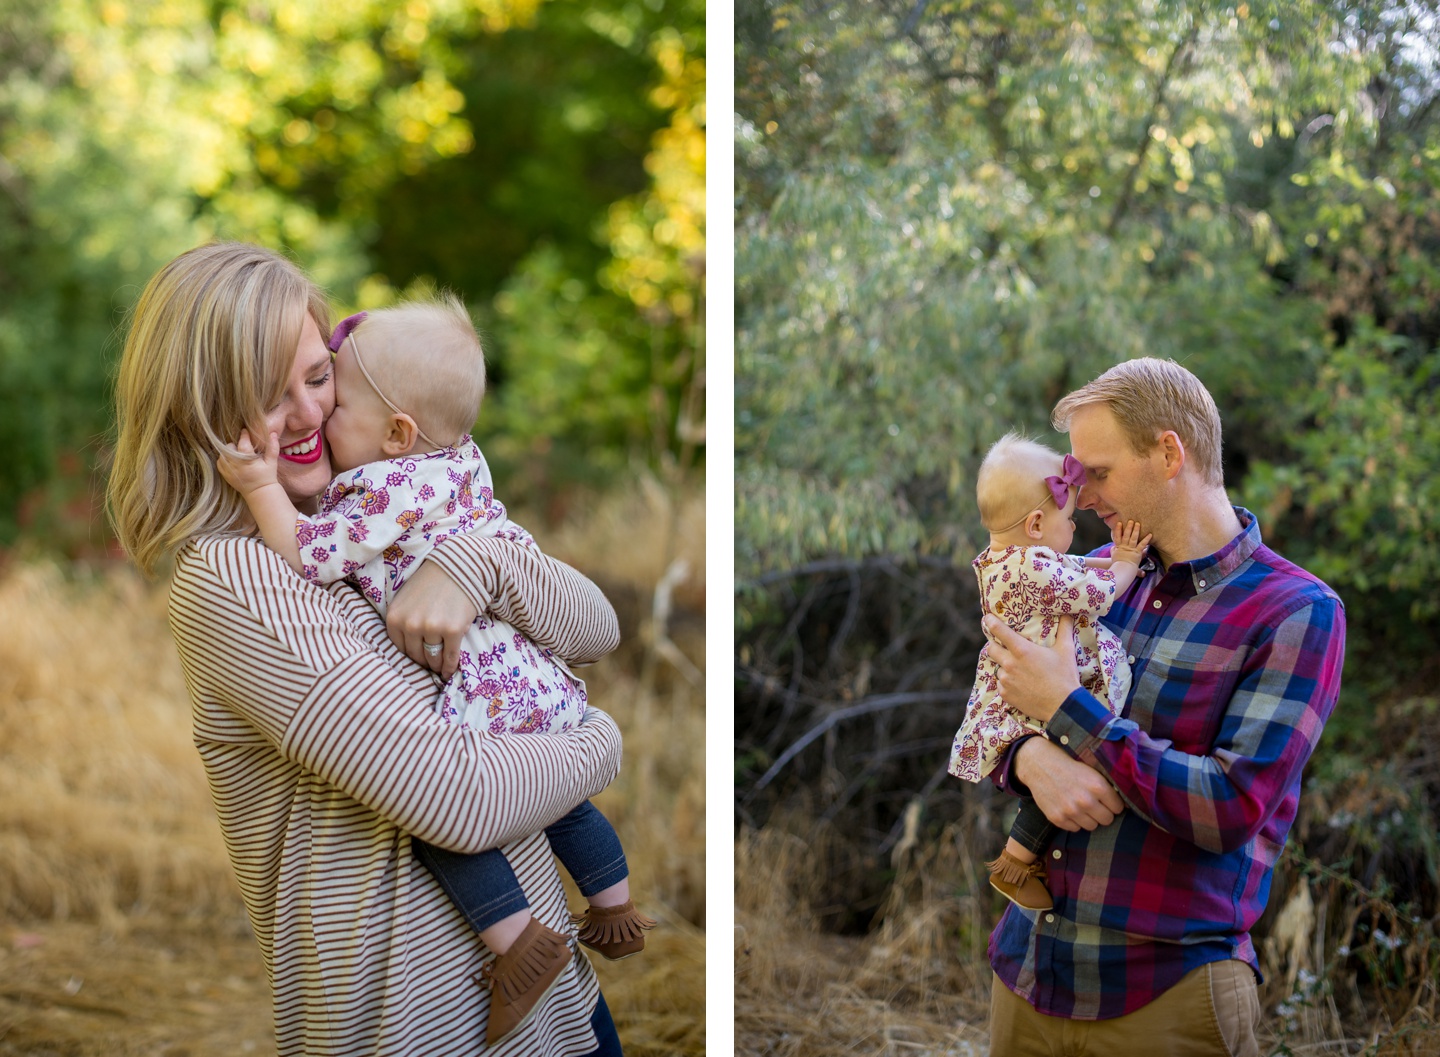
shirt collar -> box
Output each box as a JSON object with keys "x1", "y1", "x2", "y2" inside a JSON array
[{"x1": 1163, "y1": 506, "x2": 1261, "y2": 593}]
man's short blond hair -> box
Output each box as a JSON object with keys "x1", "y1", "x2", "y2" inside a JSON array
[
  {"x1": 1051, "y1": 357, "x2": 1224, "y2": 487},
  {"x1": 349, "y1": 293, "x2": 485, "y2": 447},
  {"x1": 976, "y1": 432, "x2": 1066, "y2": 532}
]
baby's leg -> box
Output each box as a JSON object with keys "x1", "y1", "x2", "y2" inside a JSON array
[
  {"x1": 411, "y1": 838, "x2": 533, "y2": 953},
  {"x1": 546, "y1": 801, "x2": 656, "y2": 959},
  {"x1": 985, "y1": 799, "x2": 1055, "y2": 912},
  {"x1": 544, "y1": 800, "x2": 630, "y2": 907},
  {"x1": 1007, "y1": 797, "x2": 1056, "y2": 863},
  {"x1": 1003, "y1": 835, "x2": 1038, "y2": 865}
]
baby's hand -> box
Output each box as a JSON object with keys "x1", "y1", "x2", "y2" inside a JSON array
[
  {"x1": 1110, "y1": 519, "x2": 1153, "y2": 566},
  {"x1": 216, "y1": 429, "x2": 281, "y2": 497}
]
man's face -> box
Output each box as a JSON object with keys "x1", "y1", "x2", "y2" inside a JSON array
[{"x1": 1068, "y1": 403, "x2": 1166, "y2": 537}]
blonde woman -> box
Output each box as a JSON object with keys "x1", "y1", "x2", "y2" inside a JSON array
[{"x1": 108, "y1": 242, "x2": 627, "y2": 1057}]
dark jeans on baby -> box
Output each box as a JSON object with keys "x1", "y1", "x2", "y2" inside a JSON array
[
  {"x1": 413, "y1": 799, "x2": 629, "y2": 933},
  {"x1": 1010, "y1": 797, "x2": 1057, "y2": 858}
]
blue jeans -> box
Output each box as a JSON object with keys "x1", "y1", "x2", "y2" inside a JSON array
[
  {"x1": 583, "y1": 992, "x2": 625, "y2": 1057},
  {"x1": 413, "y1": 800, "x2": 630, "y2": 933}
]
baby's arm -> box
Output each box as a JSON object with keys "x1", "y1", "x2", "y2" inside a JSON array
[
  {"x1": 1106, "y1": 519, "x2": 1153, "y2": 595},
  {"x1": 215, "y1": 430, "x2": 304, "y2": 575},
  {"x1": 1084, "y1": 556, "x2": 1114, "y2": 570}
]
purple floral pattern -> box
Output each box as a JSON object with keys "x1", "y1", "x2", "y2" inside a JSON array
[
  {"x1": 293, "y1": 436, "x2": 577, "y2": 735},
  {"x1": 948, "y1": 544, "x2": 1132, "y2": 783}
]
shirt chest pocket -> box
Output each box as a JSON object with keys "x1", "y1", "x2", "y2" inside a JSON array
[{"x1": 1128, "y1": 636, "x2": 1242, "y2": 754}]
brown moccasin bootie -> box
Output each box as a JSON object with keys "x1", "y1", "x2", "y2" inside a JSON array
[
  {"x1": 985, "y1": 848, "x2": 1054, "y2": 911},
  {"x1": 571, "y1": 899, "x2": 657, "y2": 961},
  {"x1": 480, "y1": 918, "x2": 574, "y2": 1046}
]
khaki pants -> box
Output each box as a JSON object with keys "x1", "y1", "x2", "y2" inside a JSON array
[{"x1": 989, "y1": 961, "x2": 1261, "y2": 1057}]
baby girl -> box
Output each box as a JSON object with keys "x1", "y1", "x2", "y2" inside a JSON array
[{"x1": 948, "y1": 433, "x2": 1150, "y2": 910}]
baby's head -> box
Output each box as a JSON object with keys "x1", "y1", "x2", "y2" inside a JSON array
[
  {"x1": 976, "y1": 432, "x2": 1081, "y2": 552},
  {"x1": 326, "y1": 294, "x2": 485, "y2": 473}
]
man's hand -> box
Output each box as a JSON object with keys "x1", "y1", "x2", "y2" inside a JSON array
[
  {"x1": 983, "y1": 614, "x2": 1081, "y2": 724},
  {"x1": 216, "y1": 429, "x2": 281, "y2": 497},
  {"x1": 387, "y1": 560, "x2": 478, "y2": 680},
  {"x1": 1014, "y1": 736, "x2": 1125, "y2": 832}
]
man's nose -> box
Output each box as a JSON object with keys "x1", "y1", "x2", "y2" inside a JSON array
[{"x1": 1077, "y1": 483, "x2": 1098, "y2": 510}]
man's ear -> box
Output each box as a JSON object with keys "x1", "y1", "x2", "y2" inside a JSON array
[
  {"x1": 1157, "y1": 430, "x2": 1186, "y2": 481},
  {"x1": 381, "y1": 413, "x2": 420, "y2": 457},
  {"x1": 1024, "y1": 509, "x2": 1045, "y2": 540}
]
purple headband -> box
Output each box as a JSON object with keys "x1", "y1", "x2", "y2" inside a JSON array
[{"x1": 327, "y1": 311, "x2": 368, "y2": 352}]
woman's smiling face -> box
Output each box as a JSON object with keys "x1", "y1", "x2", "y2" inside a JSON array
[{"x1": 263, "y1": 313, "x2": 336, "y2": 506}]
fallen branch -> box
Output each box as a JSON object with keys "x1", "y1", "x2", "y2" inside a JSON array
[{"x1": 743, "y1": 690, "x2": 966, "y2": 799}]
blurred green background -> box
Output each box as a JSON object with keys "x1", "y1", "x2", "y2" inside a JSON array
[
  {"x1": 0, "y1": 0, "x2": 704, "y2": 557},
  {"x1": 735, "y1": 0, "x2": 1440, "y2": 1047}
]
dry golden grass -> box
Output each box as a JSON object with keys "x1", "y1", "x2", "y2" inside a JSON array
[{"x1": 0, "y1": 477, "x2": 704, "y2": 1056}]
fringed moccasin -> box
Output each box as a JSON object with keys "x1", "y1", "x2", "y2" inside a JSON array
[
  {"x1": 571, "y1": 899, "x2": 658, "y2": 961},
  {"x1": 985, "y1": 848, "x2": 1054, "y2": 911},
  {"x1": 479, "y1": 918, "x2": 574, "y2": 1046}
]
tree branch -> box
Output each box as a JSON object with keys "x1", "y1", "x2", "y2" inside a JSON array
[
  {"x1": 741, "y1": 689, "x2": 967, "y2": 799},
  {"x1": 1106, "y1": 22, "x2": 1199, "y2": 237}
]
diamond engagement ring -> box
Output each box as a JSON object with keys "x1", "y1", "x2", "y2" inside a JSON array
[{"x1": 422, "y1": 641, "x2": 443, "y2": 657}]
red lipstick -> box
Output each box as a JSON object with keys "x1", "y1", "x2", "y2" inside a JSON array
[{"x1": 279, "y1": 429, "x2": 324, "y2": 464}]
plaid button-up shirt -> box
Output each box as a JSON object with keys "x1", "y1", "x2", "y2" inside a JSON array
[{"x1": 989, "y1": 508, "x2": 1346, "y2": 1019}]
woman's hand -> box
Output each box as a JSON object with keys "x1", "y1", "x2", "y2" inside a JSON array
[{"x1": 386, "y1": 559, "x2": 478, "y2": 680}]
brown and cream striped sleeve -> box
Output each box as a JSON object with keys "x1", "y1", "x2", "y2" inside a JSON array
[
  {"x1": 180, "y1": 536, "x2": 624, "y2": 852},
  {"x1": 426, "y1": 533, "x2": 621, "y2": 664}
]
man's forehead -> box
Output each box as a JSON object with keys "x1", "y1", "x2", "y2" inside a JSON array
[{"x1": 1067, "y1": 405, "x2": 1123, "y2": 466}]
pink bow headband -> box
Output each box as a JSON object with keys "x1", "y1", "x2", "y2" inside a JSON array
[
  {"x1": 327, "y1": 311, "x2": 442, "y2": 449},
  {"x1": 993, "y1": 453, "x2": 1087, "y2": 532},
  {"x1": 1044, "y1": 454, "x2": 1087, "y2": 508}
]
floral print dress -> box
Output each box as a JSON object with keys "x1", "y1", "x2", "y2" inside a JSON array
[
  {"x1": 948, "y1": 545, "x2": 1131, "y2": 783},
  {"x1": 296, "y1": 435, "x2": 587, "y2": 737}
]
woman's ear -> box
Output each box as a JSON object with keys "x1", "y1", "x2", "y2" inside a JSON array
[
  {"x1": 1024, "y1": 509, "x2": 1045, "y2": 540},
  {"x1": 381, "y1": 413, "x2": 420, "y2": 456}
]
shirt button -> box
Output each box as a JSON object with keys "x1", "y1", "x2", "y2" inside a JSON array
[
  {"x1": 1198, "y1": 579, "x2": 1207, "y2": 588},
  {"x1": 1059, "y1": 735, "x2": 1070, "y2": 745},
  {"x1": 1045, "y1": 914, "x2": 1056, "y2": 923},
  {"x1": 1052, "y1": 849, "x2": 1062, "y2": 860},
  {"x1": 1127, "y1": 655, "x2": 1136, "y2": 665},
  {"x1": 1152, "y1": 599, "x2": 1163, "y2": 609}
]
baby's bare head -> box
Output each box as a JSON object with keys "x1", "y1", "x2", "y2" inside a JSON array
[
  {"x1": 975, "y1": 432, "x2": 1066, "y2": 532},
  {"x1": 350, "y1": 294, "x2": 485, "y2": 446}
]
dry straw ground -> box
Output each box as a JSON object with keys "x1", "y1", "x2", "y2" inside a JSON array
[
  {"x1": 735, "y1": 802, "x2": 1440, "y2": 1057},
  {"x1": 0, "y1": 480, "x2": 704, "y2": 1056}
]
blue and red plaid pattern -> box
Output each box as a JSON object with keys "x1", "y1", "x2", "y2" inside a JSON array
[{"x1": 988, "y1": 508, "x2": 1345, "y2": 1019}]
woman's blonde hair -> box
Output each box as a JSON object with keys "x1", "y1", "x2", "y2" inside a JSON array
[
  {"x1": 1051, "y1": 357, "x2": 1224, "y2": 487},
  {"x1": 107, "y1": 242, "x2": 331, "y2": 576}
]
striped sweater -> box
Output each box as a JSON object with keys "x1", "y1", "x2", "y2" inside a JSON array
[{"x1": 168, "y1": 531, "x2": 624, "y2": 1056}]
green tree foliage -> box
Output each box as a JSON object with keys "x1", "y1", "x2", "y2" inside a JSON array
[
  {"x1": 0, "y1": 0, "x2": 704, "y2": 548},
  {"x1": 736, "y1": 0, "x2": 1438, "y2": 633}
]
